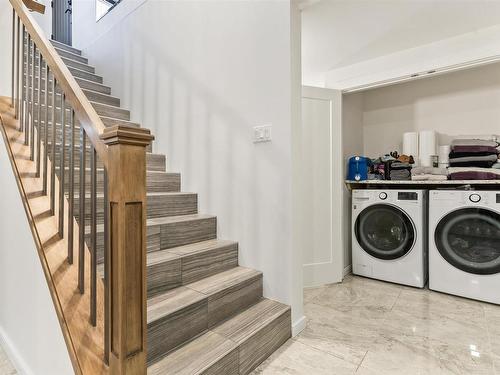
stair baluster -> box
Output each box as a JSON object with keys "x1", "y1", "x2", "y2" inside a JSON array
[
  {"x1": 35, "y1": 49, "x2": 41, "y2": 177},
  {"x1": 78, "y1": 127, "x2": 86, "y2": 293},
  {"x1": 11, "y1": 9, "x2": 15, "y2": 109},
  {"x1": 90, "y1": 144, "x2": 97, "y2": 326},
  {"x1": 50, "y1": 77, "x2": 56, "y2": 214},
  {"x1": 58, "y1": 93, "x2": 66, "y2": 237},
  {"x1": 67, "y1": 108, "x2": 75, "y2": 264},
  {"x1": 24, "y1": 34, "x2": 30, "y2": 145},
  {"x1": 19, "y1": 25, "x2": 25, "y2": 131},
  {"x1": 42, "y1": 65, "x2": 49, "y2": 195},
  {"x1": 15, "y1": 16, "x2": 20, "y2": 119},
  {"x1": 30, "y1": 41, "x2": 35, "y2": 159}
]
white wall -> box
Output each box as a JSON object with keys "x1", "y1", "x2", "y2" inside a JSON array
[
  {"x1": 72, "y1": 0, "x2": 304, "y2": 330},
  {"x1": 0, "y1": 0, "x2": 52, "y2": 97},
  {"x1": 0, "y1": 138, "x2": 73, "y2": 375},
  {"x1": 359, "y1": 62, "x2": 500, "y2": 157},
  {"x1": 341, "y1": 93, "x2": 363, "y2": 272}
]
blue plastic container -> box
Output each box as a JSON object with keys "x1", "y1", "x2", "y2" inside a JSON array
[{"x1": 348, "y1": 156, "x2": 369, "y2": 181}]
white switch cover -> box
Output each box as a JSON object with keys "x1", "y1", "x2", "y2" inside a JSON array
[{"x1": 253, "y1": 124, "x2": 272, "y2": 143}]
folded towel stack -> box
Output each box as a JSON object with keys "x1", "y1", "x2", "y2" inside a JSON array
[
  {"x1": 411, "y1": 166, "x2": 449, "y2": 181},
  {"x1": 388, "y1": 161, "x2": 412, "y2": 181},
  {"x1": 449, "y1": 139, "x2": 500, "y2": 180}
]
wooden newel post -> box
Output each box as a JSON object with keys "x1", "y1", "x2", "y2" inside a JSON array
[{"x1": 100, "y1": 125, "x2": 154, "y2": 375}]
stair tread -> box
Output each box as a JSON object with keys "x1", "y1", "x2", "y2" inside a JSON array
[
  {"x1": 148, "y1": 213, "x2": 215, "y2": 226},
  {"x1": 212, "y1": 298, "x2": 290, "y2": 344},
  {"x1": 75, "y1": 191, "x2": 193, "y2": 199},
  {"x1": 147, "y1": 286, "x2": 205, "y2": 324},
  {"x1": 54, "y1": 46, "x2": 87, "y2": 62},
  {"x1": 147, "y1": 331, "x2": 237, "y2": 375},
  {"x1": 50, "y1": 40, "x2": 82, "y2": 55},
  {"x1": 82, "y1": 88, "x2": 119, "y2": 101},
  {"x1": 75, "y1": 77, "x2": 111, "y2": 90},
  {"x1": 147, "y1": 266, "x2": 258, "y2": 323},
  {"x1": 147, "y1": 239, "x2": 236, "y2": 266},
  {"x1": 100, "y1": 116, "x2": 140, "y2": 128},
  {"x1": 187, "y1": 266, "x2": 261, "y2": 297}
]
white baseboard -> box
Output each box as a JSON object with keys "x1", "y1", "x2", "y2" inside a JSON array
[
  {"x1": 292, "y1": 315, "x2": 306, "y2": 337},
  {"x1": 0, "y1": 326, "x2": 32, "y2": 375},
  {"x1": 343, "y1": 264, "x2": 352, "y2": 278}
]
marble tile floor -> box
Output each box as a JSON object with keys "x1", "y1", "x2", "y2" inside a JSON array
[
  {"x1": 0, "y1": 345, "x2": 16, "y2": 375},
  {"x1": 253, "y1": 275, "x2": 500, "y2": 375}
]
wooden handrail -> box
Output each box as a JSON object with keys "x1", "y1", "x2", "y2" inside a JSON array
[
  {"x1": 9, "y1": 0, "x2": 108, "y2": 168},
  {"x1": 9, "y1": 2, "x2": 154, "y2": 374},
  {"x1": 22, "y1": 0, "x2": 45, "y2": 14}
]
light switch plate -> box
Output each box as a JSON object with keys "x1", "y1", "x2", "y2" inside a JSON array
[{"x1": 253, "y1": 124, "x2": 272, "y2": 143}]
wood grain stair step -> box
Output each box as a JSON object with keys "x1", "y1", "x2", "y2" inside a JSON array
[
  {"x1": 25, "y1": 55, "x2": 95, "y2": 73},
  {"x1": 147, "y1": 214, "x2": 217, "y2": 252},
  {"x1": 147, "y1": 331, "x2": 238, "y2": 375},
  {"x1": 148, "y1": 299, "x2": 289, "y2": 375},
  {"x1": 75, "y1": 77, "x2": 111, "y2": 94},
  {"x1": 59, "y1": 169, "x2": 180, "y2": 193},
  {"x1": 53, "y1": 46, "x2": 88, "y2": 64},
  {"x1": 50, "y1": 40, "x2": 82, "y2": 55},
  {"x1": 26, "y1": 74, "x2": 111, "y2": 95},
  {"x1": 147, "y1": 239, "x2": 238, "y2": 298},
  {"x1": 212, "y1": 298, "x2": 291, "y2": 374},
  {"x1": 91, "y1": 102, "x2": 130, "y2": 121},
  {"x1": 99, "y1": 116, "x2": 140, "y2": 128},
  {"x1": 76, "y1": 192, "x2": 197, "y2": 223},
  {"x1": 146, "y1": 266, "x2": 262, "y2": 365}
]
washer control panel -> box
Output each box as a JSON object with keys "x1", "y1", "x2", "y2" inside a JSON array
[{"x1": 469, "y1": 194, "x2": 481, "y2": 203}]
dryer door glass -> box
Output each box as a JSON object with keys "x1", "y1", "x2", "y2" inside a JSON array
[
  {"x1": 355, "y1": 204, "x2": 415, "y2": 260},
  {"x1": 435, "y1": 208, "x2": 500, "y2": 275}
]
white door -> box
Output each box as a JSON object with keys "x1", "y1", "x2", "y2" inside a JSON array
[{"x1": 301, "y1": 86, "x2": 343, "y2": 287}]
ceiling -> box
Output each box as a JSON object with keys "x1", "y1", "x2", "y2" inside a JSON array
[{"x1": 302, "y1": 0, "x2": 500, "y2": 84}]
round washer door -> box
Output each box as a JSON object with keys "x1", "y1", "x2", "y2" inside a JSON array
[
  {"x1": 355, "y1": 204, "x2": 415, "y2": 260},
  {"x1": 435, "y1": 207, "x2": 500, "y2": 275}
]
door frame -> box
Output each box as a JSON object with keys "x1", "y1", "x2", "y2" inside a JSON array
[{"x1": 301, "y1": 86, "x2": 344, "y2": 287}]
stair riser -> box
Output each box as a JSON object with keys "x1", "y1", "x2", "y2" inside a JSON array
[
  {"x1": 147, "y1": 299, "x2": 208, "y2": 366},
  {"x1": 239, "y1": 310, "x2": 291, "y2": 375},
  {"x1": 27, "y1": 101, "x2": 130, "y2": 121},
  {"x1": 25, "y1": 88, "x2": 119, "y2": 107},
  {"x1": 207, "y1": 276, "x2": 263, "y2": 329},
  {"x1": 157, "y1": 217, "x2": 217, "y2": 251},
  {"x1": 50, "y1": 40, "x2": 82, "y2": 55},
  {"x1": 24, "y1": 56, "x2": 95, "y2": 73},
  {"x1": 91, "y1": 102, "x2": 130, "y2": 121},
  {"x1": 52, "y1": 150, "x2": 165, "y2": 172},
  {"x1": 26, "y1": 61, "x2": 102, "y2": 83},
  {"x1": 75, "y1": 193, "x2": 197, "y2": 224},
  {"x1": 54, "y1": 48, "x2": 88, "y2": 64},
  {"x1": 147, "y1": 274, "x2": 263, "y2": 365},
  {"x1": 59, "y1": 171, "x2": 177, "y2": 194},
  {"x1": 147, "y1": 243, "x2": 238, "y2": 298},
  {"x1": 24, "y1": 44, "x2": 88, "y2": 63},
  {"x1": 25, "y1": 75, "x2": 111, "y2": 95}
]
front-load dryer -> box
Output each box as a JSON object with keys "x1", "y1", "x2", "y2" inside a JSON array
[
  {"x1": 429, "y1": 190, "x2": 500, "y2": 304},
  {"x1": 352, "y1": 189, "x2": 428, "y2": 288}
]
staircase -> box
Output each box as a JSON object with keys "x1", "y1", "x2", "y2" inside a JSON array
[{"x1": 40, "y1": 39, "x2": 291, "y2": 374}]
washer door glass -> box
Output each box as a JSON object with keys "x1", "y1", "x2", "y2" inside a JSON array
[
  {"x1": 355, "y1": 204, "x2": 415, "y2": 260},
  {"x1": 435, "y1": 208, "x2": 500, "y2": 275}
]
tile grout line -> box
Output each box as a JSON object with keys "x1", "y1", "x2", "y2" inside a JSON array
[{"x1": 355, "y1": 350, "x2": 368, "y2": 373}]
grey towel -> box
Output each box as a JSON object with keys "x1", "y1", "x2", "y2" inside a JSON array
[
  {"x1": 449, "y1": 154, "x2": 498, "y2": 168},
  {"x1": 411, "y1": 167, "x2": 448, "y2": 176},
  {"x1": 451, "y1": 139, "x2": 499, "y2": 148}
]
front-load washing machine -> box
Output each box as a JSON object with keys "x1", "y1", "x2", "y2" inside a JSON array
[
  {"x1": 429, "y1": 190, "x2": 500, "y2": 304},
  {"x1": 352, "y1": 189, "x2": 428, "y2": 288}
]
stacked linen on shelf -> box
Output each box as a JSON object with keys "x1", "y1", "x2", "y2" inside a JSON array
[
  {"x1": 447, "y1": 167, "x2": 500, "y2": 180},
  {"x1": 448, "y1": 139, "x2": 500, "y2": 180},
  {"x1": 411, "y1": 167, "x2": 449, "y2": 181},
  {"x1": 388, "y1": 160, "x2": 412, "y2": 181}
]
